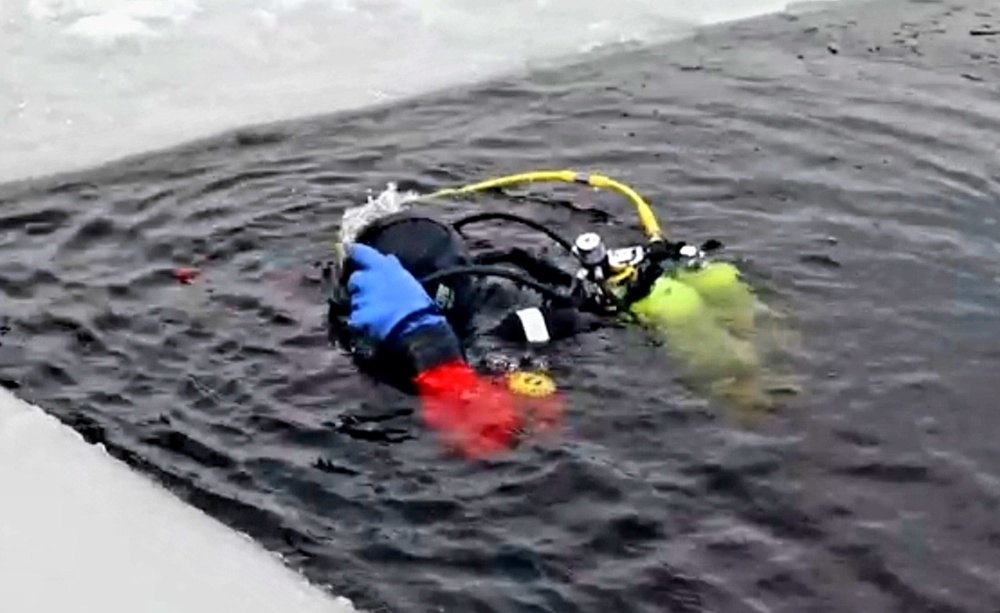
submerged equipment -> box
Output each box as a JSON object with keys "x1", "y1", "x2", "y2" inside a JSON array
[{"x1": 326, "y1": 169, "x2": 757, "y2": 359}]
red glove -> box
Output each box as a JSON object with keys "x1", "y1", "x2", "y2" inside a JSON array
[
  {"x1": 415, "y1": 360, "x2": 524, "y2": 459},
  {"x1": 415, "y1": 360, "x2": 566, "y2": 459}
]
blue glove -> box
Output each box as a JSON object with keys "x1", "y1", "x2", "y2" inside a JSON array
[{"x1": 346, "y1": 243, "x2": 447, "y2": 343}]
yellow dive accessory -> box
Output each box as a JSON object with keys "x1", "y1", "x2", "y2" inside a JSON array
[{"x1": 506, "y1": 370, "x2": 557, "y2": 398}]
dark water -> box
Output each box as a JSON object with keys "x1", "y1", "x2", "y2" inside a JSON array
[{"x1": 3, "y1": 0, "x2": 1000, "y2": 611}]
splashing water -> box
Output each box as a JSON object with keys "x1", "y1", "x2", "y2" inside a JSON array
[{"x1": 335, "y1": 182, "x2": 423, "y2": 264}]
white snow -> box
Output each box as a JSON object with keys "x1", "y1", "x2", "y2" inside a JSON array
[
  {"x1": 0, "y1": 0, "x2": 802, "y2": 183},
  {"x1": 0, "y1": 387, "x2": 362, "y2": 613}
]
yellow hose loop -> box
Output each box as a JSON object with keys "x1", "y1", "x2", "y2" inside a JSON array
[{"x1": 418, "y1": 170, "x2": 665, "y2": 242}]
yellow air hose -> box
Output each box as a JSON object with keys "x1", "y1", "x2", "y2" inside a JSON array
[{"x1": 417, "y1": 170, "x2": 665, "y2": 242}]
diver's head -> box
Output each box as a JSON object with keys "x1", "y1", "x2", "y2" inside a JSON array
[{"x1": 348, "y1": 211, "x2": 478, "y2": 337}]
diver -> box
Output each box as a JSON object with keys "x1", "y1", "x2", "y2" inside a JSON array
[{"x1": 325, "y1": 171, "x2": 774, "y2": 458}]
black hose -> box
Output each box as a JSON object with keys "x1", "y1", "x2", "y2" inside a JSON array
[
  {"x1": 419, "y1": 265, "x2": 566, "y2": 301},
  {"x1": 472, "y1": 247, "x2": 576, "y2": 287},
  {"x1": 452, "y1": 212, "x2": 575, "y2": 253}
]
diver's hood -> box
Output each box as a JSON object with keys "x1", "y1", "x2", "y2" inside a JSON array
[{"x1": 348, "y1": 211, "x2": 478, "y2": 337}]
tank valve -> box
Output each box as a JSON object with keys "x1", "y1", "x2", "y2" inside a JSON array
[{"x1": 573, "y1": 232, "x2": 607, "y2": 268}]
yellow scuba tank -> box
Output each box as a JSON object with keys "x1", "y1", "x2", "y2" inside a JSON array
[
  {"x1": 628, "y1": 271, "x2": 758, "y2": 377},
  {"x1": 628, "y1": 275, "x2": 705, "y2": 328},
  {"x1": 673, "y1": 261, "x2": 757, "y2": 336},
  {"x1": 625, "y1": 257, "x2": 771, "y2": 421}
]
